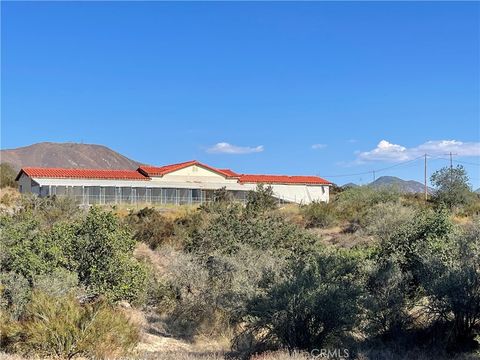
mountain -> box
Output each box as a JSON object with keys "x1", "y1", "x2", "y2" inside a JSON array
[
  {"x1": 475, "y1": 188, "x2": 480, "y2": 194},
  {"x1": 342, "y1": 182, "x2": 359, "y2": 189},
  {"x1": 369, "y1": 176, "x2": 433, "y2": 194},
  {"x1": 0, "y1": 142, "x2": 142, "y2": 172}
]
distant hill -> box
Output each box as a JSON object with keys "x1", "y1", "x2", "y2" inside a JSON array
[
  {"x1": 475, "y1": 188, "x2": 480, "y2": 194},
  {"x1": 340, "y1": 176, "x2": 434, "y2": 194},
  {"x1": 0, "y1": 142, "x2": 142, "y2": 172},
  {"x1": 369, "y1": 176, "x2": 434, "y2": 194}
]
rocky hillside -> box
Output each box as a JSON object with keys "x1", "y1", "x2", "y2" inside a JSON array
[{"x1": 0, "y1": 142, "x2": 141, "y2": 171}]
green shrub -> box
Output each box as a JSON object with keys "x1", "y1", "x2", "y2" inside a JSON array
[
  {"x1": 127, "y1": 207, "x2": 175, "y2": 249},
  {"x1": 362, "y1": 202, "x2": 417, "y2": 240},
  {"x1": 19, "y1": 195, "x2": 82, "y2": 227},
  {"x1": 0, "y1": 272, "x2": 31, "y2": 320},
  {"x1": 363, "y1": 259, "x2": 412, "y2": 339},
  {"x1": 246, "y1": 184, "x2": 277, "y2": 214},
  {"x1": 1, "y1": 290, "x2": 139, "y2": 359},
  {"x1": 0, "y1": 163, "x2": 16, "y2": 188},
  {"x1": 74, "y1": 207, "x2": 148, "y2": 304},
  {"x1": 419, "y1": 218, "x2": 480, "y2": 349},
  {"x1": 235, "y1": 250, "x2": 363, "y2": 353},
  {"x1": 1, "y1": 204, "x2": 149, "y2": 305},
  {"x1": 301, "y1": 201, "x2": 337, "y2": 228},
  {"x1": 333, "y1": 186, "x2": 401, "y2": 224},
  {"x1": 33, "y1": 268, "x2": 79, "y2": 297},
  {"x1": 376, "y1": 209, "x2": 453, "y2": 291},
  {"x1": 185, "y1": 205, "x2": 316, "y2": 258},
  {"x1": 0, "y1": 213, "x2": 76, "y2": 282}
]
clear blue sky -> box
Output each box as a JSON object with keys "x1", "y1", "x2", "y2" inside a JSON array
[{"x1": 2, "y1": 2, "x2": 479, "y2": 187}]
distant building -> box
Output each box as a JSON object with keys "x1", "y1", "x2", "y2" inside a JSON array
[{"x1": 15, "y1": 160, "x2": 331, "y2": 205}]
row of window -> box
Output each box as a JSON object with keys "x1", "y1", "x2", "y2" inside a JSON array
[{"x1": 33, "y1": 185, "x2": 248, "y2": 205}]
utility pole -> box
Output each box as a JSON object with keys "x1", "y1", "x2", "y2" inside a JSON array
[
  {"x1": 372, "y1": 170, "x2": 376, "y2": 182},
  {"x1": 444, "y1": 152, "x2": 457, "y2": 186},
  {"x1": 424, "y1": 154, "x2": 428, "y2": 201}
]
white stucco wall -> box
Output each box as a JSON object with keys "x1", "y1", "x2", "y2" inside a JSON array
[
  {"x1": 158, "y1": 165, "x2": 240, "y2": 185},
  {"x1": 242, "y1": 183, "x2": 329, "y2": 204}
]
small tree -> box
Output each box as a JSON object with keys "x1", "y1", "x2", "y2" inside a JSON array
[
  {"x1": 246, "y1": 184, "x2": 277, "y2": 214},
  {"x1": 74, "y1": 207, "x2": 148, "y2": 304},
  {"x1": 430, "y1": 165, "x2": 472, "y2": 208},
  {"x1": 0, "y1": 163, "x2": 17, "y2": 188}
]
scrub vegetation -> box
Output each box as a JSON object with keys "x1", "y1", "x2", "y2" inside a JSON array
[{"x1": 1, "y1": 165, "x2": 480, "y2": 359}]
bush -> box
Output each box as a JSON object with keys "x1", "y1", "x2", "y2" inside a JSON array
[
  {"x1": 0, "y1": 272, "x2": 31, "y2": 320},
  {"x1": 246, "y1": 184, "x2": 277, "y2": 214},
  {"x1": 0, "y1": 213, "x2": 76, "y2": 283},
  {"x1": 363, "y1": 259, "x2": 412, "y2": 339},
  {"x1": 0, "y1": 290, "x2": 139, "y2": 359},
  {"x1": 1, "y1": 204, "x2": 149, "y2": 305},
  {"x1": 362, "y1": 202, "x2": 417, "y2": 240},
  {"x1": 33, "y1": 268, "x2": 79, "y2": 297},
  {"x1": 158, "y1": 243, "x2": 287, "y2": 338},
  {"x1": 376, "y1": 209, "x2": 453, "y2": 293},
  {"x1": 419, "y1": 219, "x2": 480, "y2": 350},
  {"x1": 235, "y1": 250, "x2": 363, "y2": 353},
  {"x1": 74, "y1": 207, "x2": 149, "y2": 304},
  {"x1": 127, "y1": 207, "x2": 175, "y2": 249},
  {"x1": 0, "y1": 163, "x2": 16, "y2": 188},
  {"x1": 333, "y1": 186, "x2": 401, "y2": 226},
  {"x1": 184, "y1": 204, "x2": 316, "y2": 259},
  {"x1": 18, "y1": 195, "x2": 82, "y2": 227},
  {"x1": 301, "y1": 201, "x2": 337, "y2": 228}
]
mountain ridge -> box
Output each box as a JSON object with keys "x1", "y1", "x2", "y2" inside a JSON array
[
  {"x1": 1, "y1": 142, "x2": 142, "y2": 171},
  {"x1": 342, "y1": 175, "x2": 434, "y2": 194}
]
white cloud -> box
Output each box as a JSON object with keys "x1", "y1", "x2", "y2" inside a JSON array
[
  {"x1": 311, "y1": 143, "x2": 327, "y2": 150},
  {"x1": 357, "y1": 139, "x2": 480, "y2": 162},
  {"x1": 207, "y1": 142, "x2": 264, "y2": 154}
]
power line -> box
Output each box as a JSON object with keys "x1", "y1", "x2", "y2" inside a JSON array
[
  {"x1": 322, "y1": 155, "x2": 424, "y2": 178},
  {"x1": 453, "y1": 159, "x2": 480, "y2": 167},
  {"x1": 427, "y1": 157, "x2": 480, "y2": 166}
]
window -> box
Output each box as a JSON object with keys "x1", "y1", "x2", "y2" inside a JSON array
[
  {"x1": 164, "y1": 188, "x2": 176, "y2": 204},
  {"x1": 192, "y1": 189, "x2": 202, "y2": 203},
  {"x1": 178, "y1": 189, "x2": 191, "y2": 204},
  {"x1": 151, "y1": 188, "x2": 162, "y2": 204}
]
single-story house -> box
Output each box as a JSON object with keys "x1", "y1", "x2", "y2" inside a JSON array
[{"x1": 15, "y1": 160, "x2": 331, "y2": 205}]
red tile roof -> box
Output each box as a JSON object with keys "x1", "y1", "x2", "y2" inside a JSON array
[
  {"x1": 238, "y1": 174, "x2": 331, "y2": 185},
  {"x1": 16, "y1": 167, "x2": 149, "y2": 181},
  {"x1": 218, "y1": 169, "x2": 239, "y2": 177},
  {"x1": 138, "y1": 160, "x2": 238, "y2": 178},
  {"x1": 137, "y1": 160, "x2": 197, "y2": 176},
  {"x1": 16, "y1": 162, "x2": 331, "y2": 185}
]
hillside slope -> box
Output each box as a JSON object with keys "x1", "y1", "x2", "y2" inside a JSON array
[
  {"x1": 369, "y1": 176, "x2": 434, "y2": 194},
  {"x1": 0, "y1": 142, "x2": 141, "y2": 171}
]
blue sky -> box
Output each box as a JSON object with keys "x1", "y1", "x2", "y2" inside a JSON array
[{"x1": 2, "y1": 2, "x2": 479, "y2": 187}]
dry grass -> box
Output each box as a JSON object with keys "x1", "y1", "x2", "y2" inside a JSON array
[
  {"x1": 278, "y1": 204, "x2": 305, "y2": 227},
  {"x1": 133, "y1": 243, "x2": 180, "y2": 276},
  {"x1": 0, "y1": 187, "x2": 20, "y2": 209},
  {"x1": 308, "y1": 225, "x2": 375, "y2": 248},
  {"x1": 111, "y1": 203, "x2": 200, "y2": 220}
]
